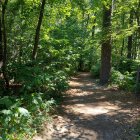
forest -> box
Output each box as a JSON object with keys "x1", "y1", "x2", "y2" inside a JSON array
[{"x1": 0, "y1": 0, "x2": 140, "y2": 139}]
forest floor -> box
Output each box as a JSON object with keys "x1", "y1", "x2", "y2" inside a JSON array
[{"x1": 33, "y1": 72, "x2": 140, "y2": 140}]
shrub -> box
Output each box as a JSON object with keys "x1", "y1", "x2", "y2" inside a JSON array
[
  {"x1": 90, "y1": 63, "x2": 100, "y2": 78},
  {"x1": 8, "y1": 61, "x2": 69, "y2": 94},
  {"x1": 118, "y1": 59, "x2": 140, "y2": 73},
  {"x1": 111, "y1": 69, "x2": 135, "y2": 91},
  {"x1": 0, "y1": 93, "x2": 55, "y2": 140}
]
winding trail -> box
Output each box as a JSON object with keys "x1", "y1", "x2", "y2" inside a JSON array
[{"x1": 34, "y1": 72, "x2": 140, "y2": 140}]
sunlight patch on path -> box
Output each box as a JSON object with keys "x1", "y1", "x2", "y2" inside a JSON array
[
  {"x1": 73, "y1": 104, "x2": 120, "y2": 115},
  {"x1": 33, "y1": 73, "x2": 139, "y2": 140}
]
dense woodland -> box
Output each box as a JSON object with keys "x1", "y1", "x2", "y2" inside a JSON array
[{"x1": 0, "y1": 0, "x2": 140, "y2": 139}]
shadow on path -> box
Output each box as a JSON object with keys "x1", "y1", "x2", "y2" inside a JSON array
[{"x1": 34, "y1": 72, "x2": 140, "y2": 140}]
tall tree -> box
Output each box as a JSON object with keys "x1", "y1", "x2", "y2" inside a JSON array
[
  {"x1": 0, "y1": 17, "x2": 3, "y2": 69},
  {"x1": 120, "y1": 14, "x2": 125, "y2": 57},
  {"x1": 127, "y1": 10, "x2": 133, "y2": 59},
  {"x1": 100, "y1": 3, "x2": 112, "y2": 84},
  {"x1": 135, "y1": 0, "x2": 140, "y2": 35},
  {"x1": 32, "y1": 0, "x2": 46, "y2": 60},
  {"x1": 1, "y1": 0, "x2": 9, "y2": 88}
]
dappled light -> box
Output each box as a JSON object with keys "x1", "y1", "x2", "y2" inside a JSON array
[
  {"x1": 34, "y1": 73, "x2": 140, "y2": 140},
  {"x1": 73, "y1": 105, "x2": 119, "y2": 115},
  {"x1": 0, "y1": 0, "x2": 140, "y2": 139}
]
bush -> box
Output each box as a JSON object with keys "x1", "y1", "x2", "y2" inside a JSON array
[
  {"x1": 90, "y1": 63, "x2": 100, "y2": 78},
  {"x1": 0, "y1": 93, "x2": 55, "y2": 140},
  {"x1": 111, "y1": 69, "x2": 135, "y2": 91},
  {"x1": 8, "y1": 62, "x2": 69, "y2": 95},
  {"x1": 0, "y1": 52, "x2": 71, "y2": 139},
  {"x1": 118, "y1": 59, "x2": 140, "y2": 73}
]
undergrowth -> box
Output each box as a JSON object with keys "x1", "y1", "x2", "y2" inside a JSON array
[
  {"x1": 0, "y1": 62, "x2": 71, "y2": 140},
  {"x1": 0, "y1": 93, "x2": 56, "y2": 140}
]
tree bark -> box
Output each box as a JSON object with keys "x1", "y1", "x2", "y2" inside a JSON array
[
  {"x1": 32, "y1": 0, "x2": 46, "y2": 60},
  {"x1": 127, "y1": 10, "x2": 133, "y2": 59},
  {"x1": 132, "y1": 32, "x2": 137, "y2": 59},
  {"x1": 1, "y1": 0, "x2": 9, "y2": 88},
  {"x1": 120, "y1": 14, "x2": 125, "y2": 57},
  {"x1": 136, "y1": 0, "x2": 140, "y2": 34},
  {"x1": 120, "y1": 39, "x2": 124, "y2": 57},
  {"x1": 0, "y1": 18, "x2": 3, "y2": 69},
  {"x1": 92, "y1": 13, "x2": 96, "y2": 39},
  {"x1": 100, "y1": 4, "x2": 112, "y2": 85}
]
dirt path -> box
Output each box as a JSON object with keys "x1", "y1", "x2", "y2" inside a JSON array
[{"x1": 34, "y1": 72, "x2": 140, "y2": 140}]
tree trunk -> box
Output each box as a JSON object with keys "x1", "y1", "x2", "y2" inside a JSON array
[
  {"x1": 120, "y1": 14, "x2": 125, "y2": 57},
  {"x1": 120, "y1": 39, "x2": 124, "y2": 57},
  {"x1": 100, "y1": 4, "x2": 112, "y2": 85},
  {"x1": 92, "y1": 13, "x2": 96, "y2": 39},
  {"x1": 132, "y1": 32, "x2": 137, "y2": 59},
  {"x1": 2, "y1": 0, "x2": 9, "y2": 89},
  {"x1": 137, "y1": 0, "x2": 140, "y2": 34},
  {"x1": 0, "y1": 18, "x2": 3, "y2": 69},
  {"x1": 127, "y1": 10, "x2": 133, "y2": 59},
  {"x1": 32, "y1": 0, "x2": 46, "y2": 60}
]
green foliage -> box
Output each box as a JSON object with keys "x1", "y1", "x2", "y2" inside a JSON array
[
  {"x1": 0, "y1": 93, "x2": 55, "y2": 140},
  {"x1": 111, "y1": 59, "x2": 140, "y2": 92},
  {"x1": 135, "y1": 83, "x2": 140, "y2": 94},
  {"x1": 0, "y1": 0, "x2": 140, "y2": 139},
  {"x1": 0, "y1": 96, "x2": 13, "y2": 109},
  {"x1": 8, "y1": 60, "x2": 69, "y2": 95},
  {"x1": 90, "y1": 63, "x2": 100, "y2": 78},
  {"x1": 118, "y1": 59, "x2": 140, "y2": 73},
  {"x1": 111, "y1": 69, "x2": 135, "y2": 91}
]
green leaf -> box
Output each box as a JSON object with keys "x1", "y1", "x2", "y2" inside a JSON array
[
  {"x1": 1, "y1": 109, "x2": 12, "y2": 115},
  {"x1": 18, "y1": 107, "x2": 30, "y2": 117},
  {"x1": 0, "y1": 96, "x2": 13, "y2": 108}
]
